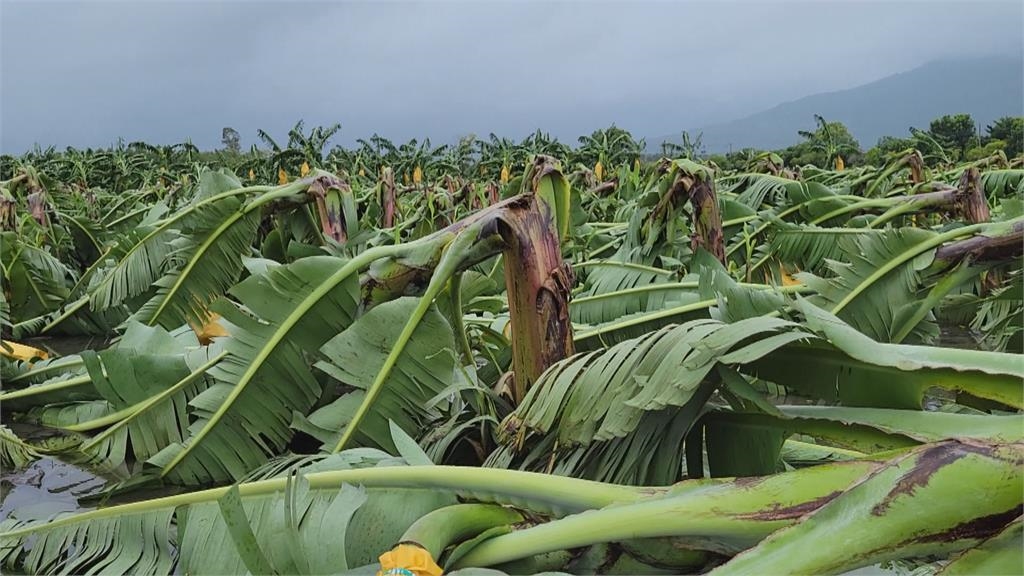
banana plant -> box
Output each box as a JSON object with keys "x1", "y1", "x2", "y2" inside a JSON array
[{"x1": 1, "y1": 425, "x2": 1018, "y2": 575}]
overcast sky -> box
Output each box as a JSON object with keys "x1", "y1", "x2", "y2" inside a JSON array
[{"x1": 1, "y1": 0, "x2": 1021, "y2": 153}]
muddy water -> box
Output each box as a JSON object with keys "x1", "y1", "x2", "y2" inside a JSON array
[
  {"x1": 0, "y1": 458, "x2": 105, "y2": 522},
  {"x1": 0, "y1": 422, "x2": 109, "y2": 523}
]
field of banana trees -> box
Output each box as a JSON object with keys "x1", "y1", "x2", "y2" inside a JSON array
[{"x1": 0, "y1": 124, "x2": 1022, "y2": 576}]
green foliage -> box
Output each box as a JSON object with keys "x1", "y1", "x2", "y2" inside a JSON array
[
  {"x1": 1, "y1": 122, "x2": 1022, "y2": 576},
  {"x1": 929, "y1": 113, "x2": 979, "y2": 158},
  {"x1": 986, "y1": 116, "x2": 1024, "y2": 157},
  {"x1": 786, "y1": 114, "x2": 861, "y2": 168}
]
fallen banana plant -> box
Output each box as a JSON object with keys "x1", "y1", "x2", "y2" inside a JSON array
[{"x1": 1, "y1": 437, "x2": 1017, "y2": 575}]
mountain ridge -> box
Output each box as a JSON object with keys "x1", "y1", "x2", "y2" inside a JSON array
[{"x1": 651, "y1": 54, "x2": 1024, "y2": 154}]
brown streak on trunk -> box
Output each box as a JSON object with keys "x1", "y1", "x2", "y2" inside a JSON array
[
  {"x1": 907, "y1": 152, "x2": 925, "y2": 185},
  {"x1": 27, "y1": 190, "x2": 49, "y2": 228},
  {"x1": 737, "y1": 491, "x2": 843, "y2": 521},
  {"x1": 934, "y1": 221, "x2": 1023, "y2": 265},
  {"x1": 382, "y1": 168, "x2": 397, "y2": 228},
  {"x1": 954, "y1": 167, "x2": 990, "y2": 225},
  {"x1": 358, "y1": 160, "x2": 575, "y2": 405},
  {"x1": 586, "y1": 180, "x2": 618, "y2": 197},
  {"x1": 309, "y1": 175, "x2": 348, "y2": 243},
  {"x1": 910, "y1": 506, "x2": 1022, "y2": 544},
  {"x1": 673, "y1": 175, "x2": 725, "y2": 263},
  {"x1": 487, "y1": 182, "x2": 500, "y2": 206},
  {"x1": 500, "y1": 157, "x2": 575, "y2": 404}
]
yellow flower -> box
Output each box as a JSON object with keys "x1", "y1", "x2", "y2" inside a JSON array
[
  {"x1": 413, "y1": 165, "x2": 423, "y2": 184},
  {"x1": 248, "y1": 168, "x2": 255, "y2": 181},
  {"x1": 634, "y1": 158, "x2": 641, "y2": 172},
  {"x1": 188, "y1": 313, "x2": 229, "y2": 346},
  {"x1": 779, "y1": 265, "x2": 802, "y2": 287},
  {"x1": 834, "y1": 155, "x2": 845, "y2": 171},
  {"x1": 278, "y1": 168, "x2": 288, "y2": 185},
  {"x1": 594, "y1": 161, "x2": 604, "y2": 182},
  {"x1": 376, "y1": 544, "x2": 442, "y2": 576},
  {"x1": 0, "y1": 340, "x2": 48, "y2": 364},
  {"x1": 500, "y1": 164, "x2": 510, "y2": 184},
  {"x1": 300, "y1": 161, "x2": 310, "y2": 177}
]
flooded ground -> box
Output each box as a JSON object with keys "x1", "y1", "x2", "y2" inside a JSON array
[
  {"x1": 938, "y1": 323, "x2": 985, "y2": 350},
  {"x1": 0, "y1": 457, "x2": 104, "y2": 523},
  {"x1": 0, "y1": 423, "x2": 108, "y2": 523}
]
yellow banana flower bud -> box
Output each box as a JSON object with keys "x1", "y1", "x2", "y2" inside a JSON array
[
  {"x1": 300, "y1": 161, "x2": 310, "y2": 177},
  {"x1": 413, "y1": 165, "x2": 423, "y2": 184},
  {"x1": 376, "y1": 543, "x2": 442, "y2": 576},
  {"x1": 834, "y1": 155, "x2": 845, "y2": 171},
  {"x1": 248, "y1": 168, "x2": 255, "y2": 181},
  {"x1": 500, "y1": 164, "x2": 510, "y2": 184},
  {"x1": 0, "y1": 340, "x2": 48, "y2": 363},
  {"x1": 594, "y1": 161, "x2": 604, "y2": 182},
  {"x1": 278, "y1": 168, "x2": 288, "y2": 185},
  {"x1": 359, "y1": 167, "x2": 366, "y2": 177},
  {"x1": 188, "y1": 312, "x2": 229, "y2": 346}
]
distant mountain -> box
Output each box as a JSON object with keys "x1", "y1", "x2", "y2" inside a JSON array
[{"x1": 653, "y1": 55, "x2": 1024, "y2": 154}]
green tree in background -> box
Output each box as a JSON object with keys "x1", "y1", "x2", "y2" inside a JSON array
[
  {"x1": 986, "y1": 116, "x2": 1023, "y2": 158},
  {"x1": 780, "y1": 115, "x2": 860, "y2": 169},
  {"x1": 862, "y1": 135, "x2": 917, "y2": 166},
  {"x1": 221, "y1": 127, "x2": 241, "y2": 154},
  {"x1": 928, "y1": 113, "x2": 977, "y2": 159}
]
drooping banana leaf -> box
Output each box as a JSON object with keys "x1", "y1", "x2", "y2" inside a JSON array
[
  {"x1": 494, "y1": 301, "x2": 1023, "y2": 483},
  {"x1": 574, "y1": 260, "x2": 675, "y2": 297},
  {"x1": 569, "y1": 282, "x2": 704, "y2": 326},
  {"x1": 491, "y1": 316, "x2": 809, "y2": 484},
  {"x1": 1, "y1": 232, "x2": 73, "y2": 322},
  {"x1": 149, "y1": 255, "x2": 362, "y2": 484},
  {"x1": 796, "y1": 226, "x2": 941, "y2": 344},
  {"x1": 0, "y1": 424, "x2": 43, "y2": 469},
  {"x1": 87, "y1": 171, "x2": 283, "y2": 315},
  {"x1": 691, "y1": 405, "x2": 1024, "y2": 477},
  {"x1": 771, "y1": 299, "x2": 1024, "y2": 409},
  {"x1": 131, "y1": 195, "x2": 261, "y2": 329},
  {"x1": 295, "y1": 297, "x2": 457, "y2": 453},
  {"x1": 770, "y1": 225, "x2": 881, "y2": 276}
]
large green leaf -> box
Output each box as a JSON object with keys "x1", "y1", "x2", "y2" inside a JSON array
[
  {"x1": 796, "y1": 227, "x2": 940, "y2": 343},
  {"x1": 301, "y1": 297, "x2": 457, "y2": 453},
  {"x1": 492, "y1": 316, "x2": 805, "y2": 484},
  {"x1": 0, "y1": 425, "x2": 43, "y2": 469},
  {"x1": 150, "y1": 255, "x2": 361, "y2": 484},
  {"x1": 132, "y1": 196, "x2": 261, "y2": 329},
  {"x1": 87, "y1": 172, "x2": 272, "y2": 314},
  {"x1": 570, "y1": 282, "x2": 703, "y2": 326},
  {"x1": 1, "y1": 232, "x2": 73, "y2": 321}
]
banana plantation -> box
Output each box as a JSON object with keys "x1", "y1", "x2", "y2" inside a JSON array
[{"x1": 0, "y1": 125, "x2": 1022, "y2": 576}]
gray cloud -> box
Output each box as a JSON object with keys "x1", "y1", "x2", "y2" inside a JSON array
[{"x1": 2, "y1": 0, "x2": 1021, "y2": 152}]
